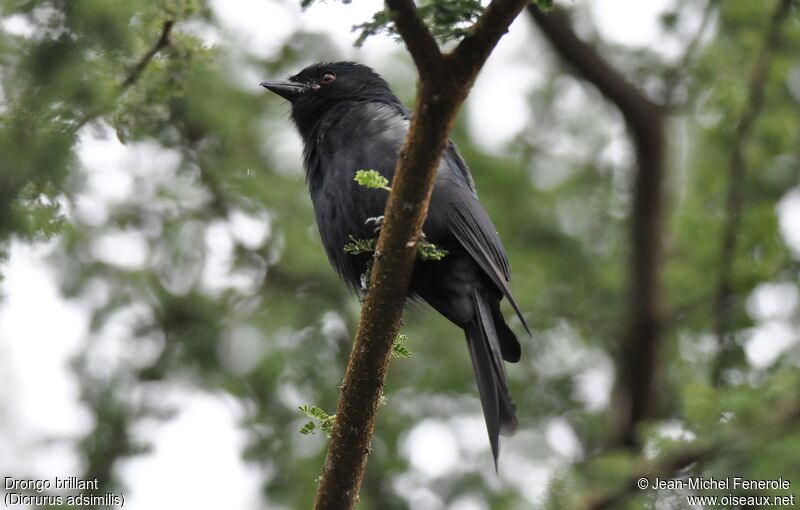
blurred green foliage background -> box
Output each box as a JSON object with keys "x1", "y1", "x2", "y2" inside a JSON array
[{"x1": 1, "y1": 0, "x2": 799, "y2": 508}]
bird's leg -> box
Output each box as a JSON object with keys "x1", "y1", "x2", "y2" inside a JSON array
[
  {"x1": 365, "y1": 215, "x2": 384, "y2": 234},
  {"x1": 360, "y1": 259, "x2": 374, "y2": 293}
]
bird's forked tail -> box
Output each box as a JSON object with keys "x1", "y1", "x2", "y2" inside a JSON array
[{"x1": 464, "y1": 289, "x2": 519, "y2": 468}]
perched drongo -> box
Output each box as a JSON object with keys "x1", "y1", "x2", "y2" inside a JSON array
[{"x1": 261, "y1": 61, "x2": 528, "y2": 465}]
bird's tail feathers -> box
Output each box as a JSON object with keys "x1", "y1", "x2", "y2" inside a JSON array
[
  {"x1": 465, "y1": 290, "x2": 518, "y2": 468},
  {"x1": 491, "y1": 298, "x2": 521, "y2": 363}
]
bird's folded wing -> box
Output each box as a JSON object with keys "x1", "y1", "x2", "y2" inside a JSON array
[{"x1": 447, "y1": 200, "x2": 530, "y2": 334}]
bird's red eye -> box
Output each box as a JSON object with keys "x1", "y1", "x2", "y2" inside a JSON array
[{"x1": 320, "y1": 72, "x2": 336, "y2": 84}]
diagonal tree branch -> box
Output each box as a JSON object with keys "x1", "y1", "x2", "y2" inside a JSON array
[
  {"x1": 312, "y1": 0, "x2": 529, "y2": 508},
  {"x1": 528, "y1": 7, "x2": 663, "y2": 133},
  {"x1": 449, "y1": 0, "x2": 533, "y2": 81},
  {"x1": 662, "y1": 0, "x2": 718, "y2": 108},
  {"x1": 711, "y1": 0, "x2": 795, "y2": 386},
  {"x1": 120, "y1": 19, "x2": 174, "y2": 90},
  {"x1": 577, "y1": 396, "x2": 800, "y2": 510},
  {"x1": 72, "y1": 19, "x2": 174, "y2": 133},
  {"x1": 529, "y1": 5, "x2": 667, "y2": 448},
  {"x1": 385, "y1": 0, "x2": 442, "y2": 78}
]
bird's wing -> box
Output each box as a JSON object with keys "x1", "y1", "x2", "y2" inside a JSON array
[
  {"x1": 443, "y1": 140, "x2": 478, "y2": 194},
  {"x1": 400, "y1": 103, "x2": 477, "y2": 193},
  {"x1": 428, "y1": 147, "x2": 530, "y2": 334}
]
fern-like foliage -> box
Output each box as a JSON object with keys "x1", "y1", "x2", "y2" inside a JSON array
[
  {"x1": 298, "y1": 405, "x2": 336, "y2": 437},
  {"x1": 353, "y1": 0, "x2": 484, "y2": 47},
  {"x1": 344, "y1": 235, "x2": 377, "y2": 255},
  {"x1": 391, "y1": 334, "x2": 413, "y2": 359}
]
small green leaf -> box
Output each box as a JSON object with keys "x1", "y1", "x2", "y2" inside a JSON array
[
  {"x1": 299, "y1": 404, "x2": 336, "y2": 437},
  {"x1": 344, "y1": 235, "x2": 377, "y2": 255},
  {"x1": 392, "y1": 334, "x2": 413, "y2": 359},
  {"x1": 354, "y1": 169, "x2": 391, "y2": 191},
  {"x1": 299, "y1": 421, "x2": 317, "y2": 435},
  {"x1": 417, "y1": 240, "x2": 449, "y2": 261}
]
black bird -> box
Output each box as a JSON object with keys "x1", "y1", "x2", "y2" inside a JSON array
[{"x1": 261, "y1": 61, "x2": 528, "y2": 465}]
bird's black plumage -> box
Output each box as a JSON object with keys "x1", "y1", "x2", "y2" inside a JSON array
[{"x1": 261, "y1": 61, "x2": 528, "y2": 465}]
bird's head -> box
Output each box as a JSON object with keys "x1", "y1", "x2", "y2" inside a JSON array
[{"x1": 261, "y1": 61, "x2": 400, "y2": 137}]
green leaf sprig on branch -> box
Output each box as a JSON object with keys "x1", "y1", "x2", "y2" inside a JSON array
[
  {"x1": 346, "y1": 170, "x2": 449, "y2": 261},
  {"x1": 298, "y1": 333, "x2": 410, "y2": 439}
]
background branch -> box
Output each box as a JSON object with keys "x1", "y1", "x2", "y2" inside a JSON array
[
  {"x1": 662, "y1": 0, "x2": 718, "y2": 107},
  {"x1": 529, "y1": 5, "x2": 667, "y2": 448},
  {"x1": 121, "y1": 19, "x2": 174, "y2": 89},
  {"x1": 72, "y1": 19, "x2": 174, "y2": 133},
  {"x1": 578, "y1": 395, "x2": 800, "y2": 510},
  {"x1": 312, "y1": 0, "x2": 529, "y2": 507},
  {"x1": 581, "y1": 443, "x2": 716, "y2": 510},
  {"x1": 711, "y1": 0, "x2": 794, "y2": 385}
]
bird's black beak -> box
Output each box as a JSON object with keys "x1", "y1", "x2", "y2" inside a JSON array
[{"x1": 260, "y1": 79, "x2": 307, "y2": 101}]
